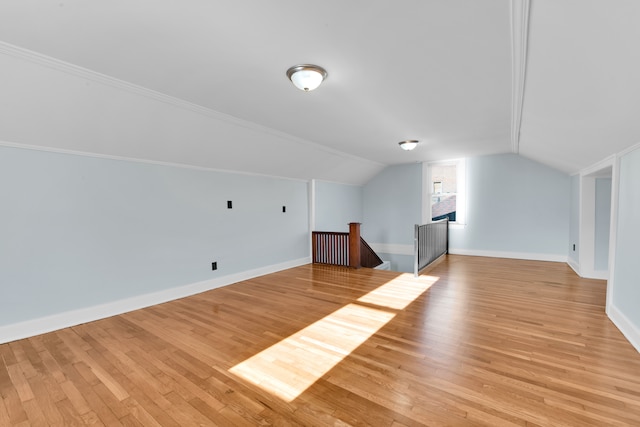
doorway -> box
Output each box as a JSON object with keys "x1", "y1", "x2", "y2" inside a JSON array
[{"x1": 579, "y1": 160, "x2": 613, "y2": 280}]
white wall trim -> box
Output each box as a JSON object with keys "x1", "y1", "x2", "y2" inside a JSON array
[
  {"x1": 608, "y1": 304, "x2": 640, "y2": 354},
  {"x1": 0, "y1": 41, "x2": 383, "y2": 171},
  {"x1": 0, "y1": 139, "x2": 311, "y2": 183},
  {"x1": 576, "y1": 156, "x2": 615, "y2": 291},
  {"x1": 605, "y1": 142, "x2": 640, "y2": 343},
  {"x1": 591, "y1": 270, "x2": 609, "y2": 280},
  {"x1": 422, "y1": 162, "x2": 430, "y2": 224},
  {"x1": 510, "y1": 0, "x2": 531, "y2": 154},
  {"x1": 374, "y1": 260, "x2": 391, "y2": 270},
  {"x1": 581, "y1": 155, "x2": 616, "y2": 177},
  {"x1": 309, "y1": 179, "x2": 317, "y2": 232},
  {"x1": 606, "y1": 154, "x2": 622, "y2": 311},
  {"x1": 616, "y1": 141, "x2": 640, "y2": 158},
  {"x1": 422, "y1": 158, "x2": 467, "y2": 226},
  {"x1": 370, "y1": 245, "x2": 569, "y2": 263},
  {"x1": 369, "y1": 243, "x2": 414, "y2": 256},
  {"x1": 312, "y1": 178, "x2": 364, "y2": 188},
  {"x1": 568, "y1": 263, "x2": 608, "y2": 283},
  {"x1": 0, "y1": 257, "x2": 310, "y2": 345},
  {"x1": 579, "y1": 175, "x2": 596, "y2": 278},
  {"x1": 567, "y1": 258, "x2": 581, "y2": 276},
  {"x1": 309, "y1": 179, "x2": 316, "y2": 260},
  {"x1": 449, "y1": 248, "x2": 567, "y2": 263}
]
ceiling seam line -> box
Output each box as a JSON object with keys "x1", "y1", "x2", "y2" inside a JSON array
[{"x1": 510, "y1": 0, "x2": 531, "y2": 154}]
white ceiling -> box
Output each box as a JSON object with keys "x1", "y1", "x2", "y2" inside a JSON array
[
  {"x1": 0, "y1": 0, "x2": 639, "y2": 183},
  {"x1": 520, "y1": 0, "x2": 640, "y2": 172}
]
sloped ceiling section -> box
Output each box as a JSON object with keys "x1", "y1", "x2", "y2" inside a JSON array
[
  {"x1": 0, "y1": 46, "x2": 384, "y2": 185},
  {"x1": 0, "y1": 1, "x2": 638, "y2": 182},
  {"x1": 0, "y1": 0, "x2": 512, "y2": 184},
  {"x1": 519, "y1": 0, "x2": 640, "y2": 172}
]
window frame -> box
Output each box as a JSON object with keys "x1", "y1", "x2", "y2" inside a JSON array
[{"x1": 422, "y1": 159, "x2": 466, "y2": 228}]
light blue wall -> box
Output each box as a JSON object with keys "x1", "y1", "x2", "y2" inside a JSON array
[
  {"x1": 360, "y1": 155, "x2": 571, "y2": 271},
  {"x1": 450, "y1": 153, "x2": 570, "y2": 256},
  {"x1": 0, "y1": 146, "x2": 309, "y2": 326},
  {"x1": 594, "y1": 178, "x2": 612, "y2": 271},
  {"x1": 361, "y1": 163, "x2": 422, "y2": 273},
  {"x1": 314, "y1": 180, "x2": 363, "y2": 232},
  {"x1": 362, "y1": 163, "x2": 422, "y2": 245},
  {"x1": 569, "y1": 174, "x2": 580, "y2": 263},
  {"x1": 612, "y1": 148, "x2": 640, "y2": 329}
]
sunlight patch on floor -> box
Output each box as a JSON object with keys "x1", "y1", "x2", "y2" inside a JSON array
[
  {"x1": 230, "y1": 303, "x2": 394, "y2": 401},
  {"x1": 358, "y1": 273, "x2": 439, "y2": 310},
  {"x1": 229, "y1": 274, "x2": 439, "y2": 402}
]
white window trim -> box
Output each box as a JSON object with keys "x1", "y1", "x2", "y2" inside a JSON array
[{"x1": 422, "y1": 159, "x2": 467, "y2": 228}]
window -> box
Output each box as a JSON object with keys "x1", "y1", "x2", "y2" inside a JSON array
[{"x1": 423, "y1": 159, "x2": 466, "y2": 226}]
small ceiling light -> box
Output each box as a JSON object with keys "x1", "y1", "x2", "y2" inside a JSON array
[
  {"x1": 286, "y1": 64, "x2": 328, "y2": 91},
  {"x1": 398, "y1": 140, "x2": 419, "y2": 151}
]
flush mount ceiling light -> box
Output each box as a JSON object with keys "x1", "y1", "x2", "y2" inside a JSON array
[
  {"x1": 398, "y1": 140, "x2": 419, "y2": 151},
  {"x1": 286, "y1": 64, "x2": 328, "y2": 91}
]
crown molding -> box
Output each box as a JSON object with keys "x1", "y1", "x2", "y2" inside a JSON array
[
  {"x1": 580, "y1": 155, "x2": 615, "y2": 177},
  {"x1": 0, "y1": 140, "x2": 313, "y2": 183},
  {"x1": 510, "y1": 0, "x2": 531, "y2": 154},
  {"x1": 0, "y1": 41, "x2": 383, "y2": 169},
  {"x1": 617, "y1": 140, "x2": 640, "y2": 158}
]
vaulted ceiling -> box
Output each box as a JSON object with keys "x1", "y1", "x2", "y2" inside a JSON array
[{"x1": 1, "y1": 1, "x2": 639, "y2": 184}]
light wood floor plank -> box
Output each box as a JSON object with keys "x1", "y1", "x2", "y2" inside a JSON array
[{"x1": 1, "y1": 255, "x2": 640, "y2": 425}]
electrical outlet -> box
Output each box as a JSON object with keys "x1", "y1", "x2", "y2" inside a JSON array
[
  {"x1": 573, "y1": 244, "x2": 576, "y2": 251},
  {"x1": 282, "y1": 206, "x2": 286, "y2": 213},
  {"x1": 211, "y1": 262, "x2": 217, "y2": 271},
  {"x1": 227, "y1": 201, "x2": 232, "y2": 209}
]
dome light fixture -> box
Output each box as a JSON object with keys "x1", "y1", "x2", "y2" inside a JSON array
[
  {"x1": 286, "y1": 64, "x2": 328, "y2": 91},
  {"x1": 398, "y1": 140, "x2": 419, "y2": 151}
]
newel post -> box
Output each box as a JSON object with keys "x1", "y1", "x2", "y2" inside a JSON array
[{"x1": 348, "y1": 222, "x2": 361, "y2": 269}]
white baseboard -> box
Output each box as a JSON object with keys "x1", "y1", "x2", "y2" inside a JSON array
[
  {"x1": 565, "y1": 259, "x2": 609, "y2": 280},
  {"x1": 590, "y1": 270, "x2": 609, "y2": 280},
  {"x1": 567, "y1": 258, "x2": 581, "y2": 276},
  {"x1": 607, "y1": 304, "x2": 640, "y2": 354},
  {"x1": 448, "y1": 248, "x2": 567, "y2": 263},
  {"x1": 374, "y1": 260, "x2": 391, "y2": 270},
  {"x1": 0, "y1": 257, "x2": 310, "y2": 344},
  {"x1": 368, "y1": 245, "x2": 568, "y2": 263}
]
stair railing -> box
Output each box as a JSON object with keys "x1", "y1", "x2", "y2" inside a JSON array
[
  {"x1": 312, "y1": 222, "x2": 382, "y2": 269},
  {"x1": 414, "y1": 218, "x2": 449, "y2": 277}
]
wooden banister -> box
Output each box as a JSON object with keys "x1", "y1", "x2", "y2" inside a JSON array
[
  {"x1": 312, "y1": 231, "x2": 349, "y2": 266},
  {"x1": 360, "y1": 237, "x2": 383, "y2": 268},
  {"x1": 348, "y1": 223, "x2": 361, "y2": 269},
  {"x1": 312, "y1": 222, "x2": 382, "y2": 269}
]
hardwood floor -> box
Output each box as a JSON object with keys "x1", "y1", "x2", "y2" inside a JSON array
[{"x1": 2, "y1": 255, "x2": 640, "y2": 426}]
